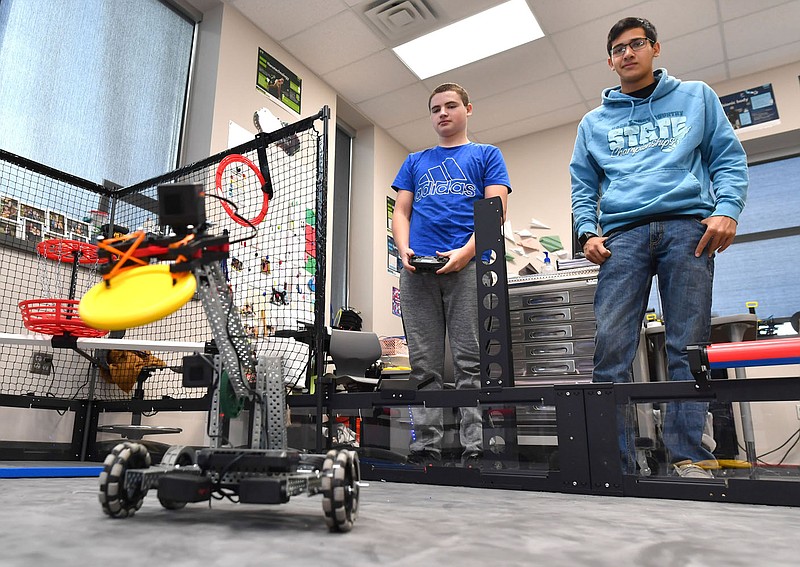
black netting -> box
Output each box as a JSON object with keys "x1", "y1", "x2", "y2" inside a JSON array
[{"x1": 0, "y1": 113, "x2": 326, "y2": 404}]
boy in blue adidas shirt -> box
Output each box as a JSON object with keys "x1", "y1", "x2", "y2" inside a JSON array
[
  {"x1": 570, "y1": 17, "x2": 748, "y2": 478},
  {"x1": 392, "y1": 83, "x2": 511, "y2": 467}
]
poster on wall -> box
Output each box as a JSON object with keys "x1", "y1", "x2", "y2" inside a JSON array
[
  {"x1": 386, "y1": 196, "x2": 394, "y2": 231},
  {"x1": 719, "y1": 84, "x2": 779, "y2": 130},
  {"x1": 256, "y1": 48, "x2": 302, "y2": 114},
  {"x1": 392, "y1": 286, "x2": 402, "y2": 317},
  {"x1": 387, "y1": 235, "x2": 401, "y2": 275}
]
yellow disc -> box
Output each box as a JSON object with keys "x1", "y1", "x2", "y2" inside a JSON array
[{"x1": 79, "y1": 264, "x2": 197, "y2": 331}]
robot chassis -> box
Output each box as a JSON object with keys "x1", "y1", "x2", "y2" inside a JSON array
[{"x1": 93, "y1": 208, "x2": 361, "y2": 532}]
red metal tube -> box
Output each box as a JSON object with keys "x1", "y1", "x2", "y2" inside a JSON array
[{"x1": 705, "y1": 337, "x2": 800, "y2": 369}]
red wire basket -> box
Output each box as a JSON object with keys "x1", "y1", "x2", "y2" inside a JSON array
[
  {"x1": 18, "y1": 298, "x2": 109, "y2": 337},
  {"x1": 36, "y1": 239, "x2": 105, "y2": 264}
]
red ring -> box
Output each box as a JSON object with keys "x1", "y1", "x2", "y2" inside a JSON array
[{"x1": 215, "y1": 154, "x2": 269, "y2": 227}]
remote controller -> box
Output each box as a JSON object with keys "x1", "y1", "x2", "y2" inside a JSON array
[{"x1": 409, "y1": 255, "x2": 449, "y2": 271}]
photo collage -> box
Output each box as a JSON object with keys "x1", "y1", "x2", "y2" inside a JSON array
[{"x1": 0, "y1": 195, "x2": 90, "y2": 244}]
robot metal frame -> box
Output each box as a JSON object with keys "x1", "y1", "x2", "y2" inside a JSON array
[{"x1": 82, "y1": 182, "x2": 361, "y2": 532}]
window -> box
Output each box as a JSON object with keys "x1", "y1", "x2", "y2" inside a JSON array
[
  {"x1": 648, "y1": 154, "x2": 800, "y2": 324},
  {"x1": 712, "y1": 154, "x2": 800, "y2": 321},
  {"x1": 0, "y1": 0, "x2": 195, "y2": 187}
]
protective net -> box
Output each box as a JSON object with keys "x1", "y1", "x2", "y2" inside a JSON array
[{"x1": 0, "y1": 113, "x2": 326, "y2": 403}]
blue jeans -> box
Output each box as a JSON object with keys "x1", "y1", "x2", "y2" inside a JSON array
[{"x1": 593, "y1": 218, "x2": 717, "y2": 470}]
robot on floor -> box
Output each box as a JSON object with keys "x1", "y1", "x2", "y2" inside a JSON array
[{"x1": 78, "y1": 182, "x2": 360, "y2": 532}]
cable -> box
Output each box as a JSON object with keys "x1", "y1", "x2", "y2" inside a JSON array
[
  {"x1": 777, "y1": 431, "x2": 800, "y2": 466},
  {"x1": 209, "y1": 451, "x2": 247, "y2": 504},
  {"x1": 204, "y1": 193, "x2": 258, "y2": 244},
  {"x1": 755, "y1": 427, "x2": 800, "y2": 459}
]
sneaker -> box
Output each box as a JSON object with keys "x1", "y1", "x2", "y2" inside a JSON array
[
  {"x1": 406, "y1": 450, "x2": 441, "y2": 466},
  {"x1": 461, "y1": 452, "x2": 483, "y2": 469},
  {"x1": 674, "y1": 460, "x2": 714, "y2": 479}
]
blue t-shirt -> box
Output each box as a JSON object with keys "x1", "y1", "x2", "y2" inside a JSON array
[{"x1": 392, "y1": 143, "x2": 511, "y2": 256}]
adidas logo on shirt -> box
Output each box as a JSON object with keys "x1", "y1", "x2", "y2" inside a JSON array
[{"x1": 416, "y1": 157, "x2": 477, "y2": 201}]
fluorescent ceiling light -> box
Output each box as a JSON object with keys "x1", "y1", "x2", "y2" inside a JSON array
[{"x1": 392, "y1": 0, "x2": 544, "y2": 80}]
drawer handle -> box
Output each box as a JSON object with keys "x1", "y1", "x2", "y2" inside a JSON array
[
  {"x1": 526, "y1": 292, "x2": 569, "y2": 306},
  {"x1": 531, "y1": 313, "x2": 567, "y2": 322},
  {"x1": 531, "y1": 330, "x2": 567, "y2": 338},
  {"x1": 534, "y1": 364, "x2": 571, "y2": 373},
  {"x1": 533, "y1": 347, "x2": 569, "y2": 355}
]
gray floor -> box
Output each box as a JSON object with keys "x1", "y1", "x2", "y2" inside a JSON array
[{"x1": 1, "y1": 472, "x2": 799, "y2": 566}]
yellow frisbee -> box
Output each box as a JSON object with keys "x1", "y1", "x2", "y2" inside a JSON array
[{"x1": 79, "y1": 264, "x2": 196, "y2": 331}]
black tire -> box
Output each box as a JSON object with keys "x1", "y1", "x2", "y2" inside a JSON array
[
  {"x1": 98, "y1": 442, "x2": 152, "y2": 518},
  {"x1": 157, "y1": 495, "x2": 187, "y2": 511},
  {"x1": 156, "y1": 445, "x2": 194, "y2": 510},
  {"x1": 321, "y1": 449, "x2": 360, "y2": 532}
]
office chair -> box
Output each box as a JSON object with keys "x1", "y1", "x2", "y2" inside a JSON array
[{"x1": 327, "y1": 328, "x2": 382, "y2": 391}]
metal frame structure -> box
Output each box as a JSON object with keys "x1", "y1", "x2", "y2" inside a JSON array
[{"x1": 283, "y1": 198, "x2": 800, "y2": 507}]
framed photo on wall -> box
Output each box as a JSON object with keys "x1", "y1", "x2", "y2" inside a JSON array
[
  {"x1": 48, "y1": 211, "x2": 66, "y2": 234},
  {"x1": 67, "y1": 218, "x2": 89, "y2": 237},
  {"x1": 0, "y1": 219, "x2": 18, "y2": 238},
  {"x1": 1, "y1": 196, "x2": 19, "y2": 221},
  {"x1": 20, "y1": 203, "x2": 45, "y2": 223},
  {"x1": 24, "y1": 219, "x2": 43, "y2": 242}
]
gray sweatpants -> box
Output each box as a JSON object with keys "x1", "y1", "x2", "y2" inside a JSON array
[{"x1": 400, "y1": 262, "x2": 483, "y2": 457}]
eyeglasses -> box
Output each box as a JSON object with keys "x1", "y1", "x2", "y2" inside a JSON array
[{"x1": 609, "y1": 37, "x2": 653, "y2": 58}]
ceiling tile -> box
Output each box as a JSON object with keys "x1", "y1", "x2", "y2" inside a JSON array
[
  {"x1": 631, "y1": 0, "x2": 719, "y2": 41},
  {"x1": 357, "y1": 83, "x2": 432, "y2": 130},
  {"x1": 468, "y1": 73, "x2": 583, "y2": 132},
  {"x1": 723, "y1": 2, "x2": 800, "y2": 60},
  {"x1": 719, "y1": 0, "x2": 790, "y2": 20},
  {"x1": 572, "y1": 61, "x2": 617, "y2": 101},
  {"x1": 421, "y1": 38, "x2": 566, "y2": 102},
  {"x1": 727, "y1": 39, "x2": 800, "y2": 77},
  {"x1": 683, "y1": 63, "x2": 730, "y2": 87},
  {"x1": 530, "y1": 0, "x2": 641, "y2": 35},
  {"x1": 658, "y1": 26, "x2": 725, "y2": 77},
  {"x1": 550, "y1": 0, "x2": 720, "y2": 70},
  {"x1": 550, "y1": 17, "x2": 622, "y2": 69},
  {"x1": 475, "y1": 102, "x2": 588, "y2": 145},
  {"x1": 229, "y1": 0, "x2": 349, "y2": 41},
  {"x1": 281, "y1": 10, "x2": 386, "y2": 76},
  {"x1": 323, "y1": 49, "x2": 418, "y2": 104},
  {"x1": 387, "y1": 116, "x2": 437, "y2": 152}
]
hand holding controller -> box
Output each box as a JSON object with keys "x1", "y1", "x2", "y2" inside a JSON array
[{"x1": 409, "y1": 255, "x2": 449, "y2": 272}]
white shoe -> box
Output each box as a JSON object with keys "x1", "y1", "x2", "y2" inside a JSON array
[{"x1": 674, "y1": 460, "x2": 714, "y2": 479}]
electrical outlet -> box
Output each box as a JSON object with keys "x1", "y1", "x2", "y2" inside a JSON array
[{"x1": 29, "y1": 352, "x2": 53, "y2": 375}]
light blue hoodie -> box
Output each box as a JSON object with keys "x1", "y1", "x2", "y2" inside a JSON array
[{"x1": 570, "y1": 68, "x2": 748, "y2": 237}]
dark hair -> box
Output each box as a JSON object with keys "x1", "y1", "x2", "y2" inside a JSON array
[
  {"x1": 428, "y1": 83, "x2": 470, "y2": 110},
  {"x1": 607, "y1": 17, "x2": 657, "y2": 54}
]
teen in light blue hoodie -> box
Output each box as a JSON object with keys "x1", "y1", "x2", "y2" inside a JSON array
[
  {"x1": 571, "y1": 68, "x2": 747, "y2": 237},
  {"x1": 570, "y1": 17, "x2": 748, "y2": 479}
]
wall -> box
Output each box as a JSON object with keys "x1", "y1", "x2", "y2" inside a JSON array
[
  {"x1": 203, "y1": 5, "x2": 338, "y2": 156},
  {"x1": 717, "y1": 61, "x2": 800, "y2": 146},
  {"x1": 341, "y1": 120, "x2": 409, "y2": 338},
  {"x1": 368, "y1": 128, "x2": 409, "y2": 337},
  {"x1": 496, "y1": 123, "x2": 579, "y2": 275}
]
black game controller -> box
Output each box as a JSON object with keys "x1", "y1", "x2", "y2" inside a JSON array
[{"x1": 409, "y1": 255, "x2": 449, "y2": 272}]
